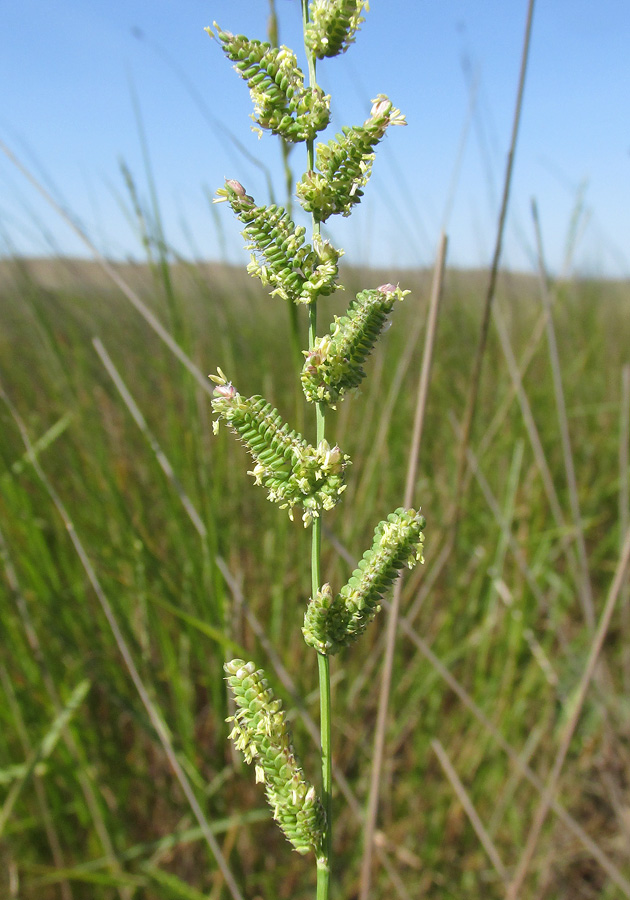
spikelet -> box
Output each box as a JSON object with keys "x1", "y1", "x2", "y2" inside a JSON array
[
  {"x1": 211, "y1": 370, "x2": 350, "y2": 526},
  {"x1": 303, "y1": 508, "x2": 425, "y2": 654},
  {"x1": 225, "y1": 660, "x2": 326, "y2": 857},
  {"x1": 296, "y1": 95, "x2": 406, "y2": 222},
  {"x1": 210, "y1": 24, "x2": 330, "y2": 142},
  {"x1": 215, "y1": 180, "x2": 341, "y2": 305},
  {"x1": 302, "y1": 283, "x2": 409, "y2": 405},
  {"x1": 305, "y1": 0, "x2": 369, "y2": 59}
]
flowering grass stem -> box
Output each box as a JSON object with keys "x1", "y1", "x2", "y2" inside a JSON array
[
  {"x1": 210, "y1": 3, "x2": 422, "y2": 895},
  {"x1": 302, "y1": 3, "x2": 332, "y2": 891}
]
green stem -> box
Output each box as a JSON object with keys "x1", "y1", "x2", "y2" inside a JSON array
[
  {"x1": 317, "y1": 652, "x2": 332, "y2": 897},
  {"x1": 310, "y1": 304, "x2": 331, "y2": 899},
  {"x1": 309, "y1": 240, "x2": 332, "y2": 900},
  {"x1": 301, "y1": 2, "x2": 331, "y2": 895}
]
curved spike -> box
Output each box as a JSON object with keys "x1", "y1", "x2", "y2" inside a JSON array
[
  {"x1": 211, "y1": 375, "x2": 351, "y2": 525},
  {"x1": 217, "y1": 180, "x2": 342, "y2": 305},
  {"x1": 211, "y1": 25, "x2": 330, "y2": 142},
  {"x1": 224, "y1": 660, "x2": 326, "y2": 855},
  {"x1": 301, "y1": 284, "x2": 409, "y2": 406},
  {"x1": 303, "y1": 508, "x2": 425, "y2": 653},
  {"x1": 305, "y1": 0, "x2": 369, "y2": 59},
  {"x1": 296, "y1": 95, "x2": 406, "y2": 222}
]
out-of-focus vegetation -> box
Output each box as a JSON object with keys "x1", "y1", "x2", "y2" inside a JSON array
[{"x1": 1, "y1": 256, "x2": 629, "y2": 899}]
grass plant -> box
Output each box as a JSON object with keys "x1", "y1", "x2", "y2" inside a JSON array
[
  {"x1": 1, "y1": 4, "x2": 630, "y2": 900},
  {"x1": 208, "y1": 6, "x2": 424, "y2": 897}
]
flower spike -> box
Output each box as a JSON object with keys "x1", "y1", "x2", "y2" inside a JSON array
[
  {"x1": 211, "y1": 371, "x2": 350, "y2": 525},
  {"x1": 209, "y1": 25, "x2": 330, "y2": 142},
  {"x1": 225, "y1": 660, "x2": 326, "y2": 857},
  {"x1": 301, "y1": 284, "x2": 409, "y2": 406},
  {"x1": 305, "y1": 0, "x2": 369, "y2": 59},
  {"x1": 296, "y1": 95, "x2": 406, "y2": 222},
  {"x1": 216, "y1": 180, "x2": 342, "y2": 305},
  {"x1": 303, "y1": 508, "x2": 425, "y2": 654}
]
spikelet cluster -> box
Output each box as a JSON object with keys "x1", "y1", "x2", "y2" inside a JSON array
[
  {"x1": 225, "y1": 660, "x2": 326, "y2": 857},
  {"x1": 296, "y1": 95, "x2": 406, "y2": 222},
  {"x1": 215, "y1": 180, "x2": 341, "y2": 305},
  {"x1": 211, "y1": 25, "x2": 330, "y2": 142},
  {"x1": 302, "y1": 283, "x2": 409, "y2": 405},
  {"x1": 303, "y1": 508, "x2": 425, "y2": 654},
  {"x1": 305, "y1": 0, "x2": 369, "y2": 59},
  {"x1": 211, "y1": 371, "x2": 350, "y2": 526}
]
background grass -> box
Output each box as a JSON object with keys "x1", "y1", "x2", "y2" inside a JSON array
[{"x1": 1, "y1": 253, "x2": 629, "y2": 900}]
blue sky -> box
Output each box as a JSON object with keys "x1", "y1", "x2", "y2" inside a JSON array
[{"x1": 1, "y1": 1, "x2": 628, "y2": 276}]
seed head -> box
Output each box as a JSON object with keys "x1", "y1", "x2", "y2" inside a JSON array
[
  {"x1": 303, "y1": 507, "x2": 426, "y2": 654},
  {"x1": 224, "y1": 659, "x2": 325, "y2": 855}
]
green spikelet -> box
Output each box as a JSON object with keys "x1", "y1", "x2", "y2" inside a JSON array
[
  {"x1": 210, "y1": 24, "x2": 330, "y2": 142},
  {"x1": 224, "y1": 660, "x2": 326, "y2": 857},
  {"x1": 305, "y1": 0, "x2": 369, "y2": 59},
  {"x1": 303, "y1": 508, "x2": 425, "y2": 654},
  {"x1": 215, "y1": 180, "x2": 341, "y2": 305},
  {"x1": 211, "y1": 370, "x2": 350, "y2": 526},
  {"x1": 302, "y1": 283, "x2": 409, "y2": 405},
  {"x1": 296, "y1": 95, "x2": 406, "y2": 222}
]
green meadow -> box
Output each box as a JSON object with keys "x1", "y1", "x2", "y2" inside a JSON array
[{"x1": 1, "y1": 255, "x2": 629, "y2": 899}]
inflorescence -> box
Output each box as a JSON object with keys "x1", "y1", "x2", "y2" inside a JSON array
[
  {"x1": 296, "y1": 95, "x2": 406, "y2": 222},
  {"x1": 305, "y1": 0, "x2": 370, "y2": 59},
  {"x1": 211, "y1": 370, "x2": 350, "y2": 526},
  {"x1": 224, "y1": 660, "x2": 326, "y2": 857},
  {"x1": 211, "y1": 24, "x2": 331, "y2": 142},
  {"x1": 303, "y1": 508, "x2": 425, "y2": 655},
  {"x1": 208, "y1": 2, "x2": 422, "y2": 871},
  {"x1": 301, "y1": 283, "x2": 409, "y2": 406},
  {"x1": 215, "y1": 179, "x2": 341, "y2": 305}
]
